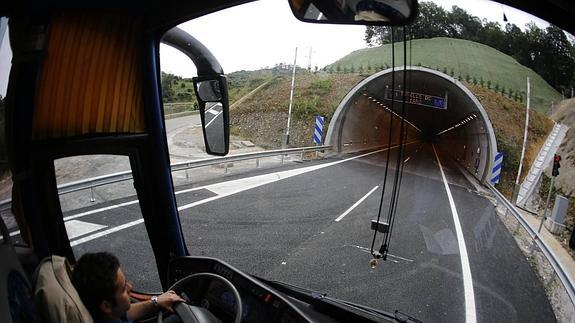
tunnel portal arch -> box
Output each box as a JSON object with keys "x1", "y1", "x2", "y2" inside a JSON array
[{"x1": 325, "y1": 66, "x2": 498, "y2": 184}]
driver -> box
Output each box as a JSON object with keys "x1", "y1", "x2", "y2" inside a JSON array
[{"x1": 72, "y1": 252, "x2": 185, "y2": 323}]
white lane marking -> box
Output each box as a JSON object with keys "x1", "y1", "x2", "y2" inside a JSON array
[
  {"x1": 70, "y1": 219, "x2": 144, "y2": 247},
  {"x1": 334, "y1": 186, "x2": 379, "y2": 222},
  {"x1": 207, "y1": 109, "x2": 220, "y2": 116},
  {"x1": 65, "y1": 220, "x2": 107, "y2": 240},
  {"x1": 66, "y1": 146, "x2": 401, "y2": 244},
  {"x1": 432, "y1": 145, "x2": 476, "y2": 323},
  {"x1": 25, "y1": 144, "x2": 414, "y2": 245},
  {"x1": 205, "y1": 103, "x2": 219, "y2": 114},
  {"x1": 177, "y1": 146, "x2": 397, "y2": 211},
  {"x1": 205, "y1": 110, "x2": 223, "y2": 128},
  {"x1": 64, "y1": 200, "x2": 140, "y2": 222},
  {"x1": 36, "y1": 187, "x2": 205, "y2": 231},
  {"x1": 13, "y1": 142, "x2": 417, "y2": 236},
  {"x1": 404, "y1": 157, "x2": 411, "y2": 163}
]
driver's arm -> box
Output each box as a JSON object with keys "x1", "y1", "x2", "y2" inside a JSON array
[{"x1": 127, "y1": 290, "x2": 185, "y2": 321}]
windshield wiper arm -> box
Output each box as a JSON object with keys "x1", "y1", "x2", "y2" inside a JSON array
[
  {"x1": 317, "y1": 295, "x2": 423, "y2": 323},
  {"x1": 253, "y1": 276, "x2": 422, "y2": 323}
]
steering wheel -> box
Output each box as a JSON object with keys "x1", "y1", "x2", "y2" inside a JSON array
[{"x1": 157, "y1": 273, "x2": 243, "y2": 323}]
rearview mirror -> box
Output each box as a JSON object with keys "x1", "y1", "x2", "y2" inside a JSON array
[
  {"x1": 193, "y1": 76, "x2": 229, "y2": 156},
  {"x1": 288, "y1": 0, "x2": 417, "y2": 25}
]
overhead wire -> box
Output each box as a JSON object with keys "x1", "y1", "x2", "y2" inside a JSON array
[
  {"x1": 384, "y1": 26, "x2": 411, "y2": 255},
  {"x1": 370, "y1": 26, "x2": 411, "y2": 262},
  {"x1": 370, "y1": 27, "x2": 396, "y2": 258},
  {"x1": 378, "y1": 26, "x2": 409, "y2": 259}
]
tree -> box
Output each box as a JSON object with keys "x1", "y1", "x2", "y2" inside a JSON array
[
  {"x1": 361, "y1": 2, "x2": 575, "y2": 93},
  {"x1": 161, "y1": 72, "x2": 177, "y2": 102},
  {"x1": 505, "y1": 23, "x2": 530, "y2": 59},
  {"x1": 477, "y1": 20, "x2": 506, "y2": 50},
  {"x1": 541, "y1": 25, "x2": 575, "y2": 92},
  {"x1": 409, "y1": 2, "x2": 450, "y2": 39},
  {"x1": 446, "y1": 6, "x2": 482, "y2": 41},
  {"x1": 365, "y1": 26, "x2": 392, "y2": 47}
]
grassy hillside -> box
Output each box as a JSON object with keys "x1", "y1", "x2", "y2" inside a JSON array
[
  {"x1": 161, "y1": 68, "x2": 295, "y2": 115},
  {"x1": 230, "y1": 73, "x2": 364, "y2": 148},
  {"x1": 328, "y1": 38, "x2": 562, "y2": 113},
  {"x1": 466, "y1": 83, "x2": 553, "y2": 196}
]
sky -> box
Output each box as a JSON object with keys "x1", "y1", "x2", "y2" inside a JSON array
[
  {"x1": 0, "y1": 0, "x2": 556, "y2": 96},
  {"x1": 159, "y1": 0, "x2": 552, "y2": 78}
]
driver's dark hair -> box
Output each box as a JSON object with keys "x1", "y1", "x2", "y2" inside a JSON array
[{"x1": 72, "y1": 252, "x2": 120, "y2": 318}]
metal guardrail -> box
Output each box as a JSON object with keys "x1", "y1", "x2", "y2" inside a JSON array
[
  {"x1": 0, "y1": 145, "x2": 332, "y2": 212},
  {"x1": 488, "y1": 183, "x2": 575, "y2": 306}
]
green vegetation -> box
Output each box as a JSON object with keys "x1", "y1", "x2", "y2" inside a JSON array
[
  {"x1": 160, "y1": 72, "x2": 198, "y2": 115},
  {"x1": 328, "y1": 37, "x2": 562, "y2": 113},
  {"x1": 465, "y1": 83, "x2": 553, "y2": 196},
  {"x1": 365, "y1": 2, "x2": 575, "y2": 96}
]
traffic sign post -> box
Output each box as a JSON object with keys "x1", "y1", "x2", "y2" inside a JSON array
[
  {"x1": 313, "y1": 116, "x2": 324, "y2": 160},
  {"x1": 313, "y1": 116, "x2": 324, "y2": 145},
  {"x1": 491, "y1": 152, "x2": 503, "y2": 185}
]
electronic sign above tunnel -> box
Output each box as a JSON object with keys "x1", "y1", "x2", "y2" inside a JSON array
[{"x1": 384, "y1": 88, "x2": 448, "y2": 110}]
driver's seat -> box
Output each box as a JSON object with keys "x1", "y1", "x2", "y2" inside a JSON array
[{"x1": 34, "y1": 255, "x2": 93, "y2": 323}]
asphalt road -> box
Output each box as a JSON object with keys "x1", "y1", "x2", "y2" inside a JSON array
[{"x1": 56, "y1": 143, "x2": 555, "y2": 322}]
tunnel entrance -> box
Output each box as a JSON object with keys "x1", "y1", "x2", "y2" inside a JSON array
[{"x1": 325, "y1": 66, "x2": 497, "y2": 184}]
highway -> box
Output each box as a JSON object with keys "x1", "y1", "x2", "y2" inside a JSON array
[{"x1": 60, "y1": 142, "x2": 555, "y2": 322}]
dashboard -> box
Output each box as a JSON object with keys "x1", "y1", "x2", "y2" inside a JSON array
[{"x1": 167, "y1": 256, "x2": 311, "y2": 323}]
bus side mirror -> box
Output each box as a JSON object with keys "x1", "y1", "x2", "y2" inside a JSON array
[{"x1": 193, "y1": 75, "x2": 229, "y2": 156}]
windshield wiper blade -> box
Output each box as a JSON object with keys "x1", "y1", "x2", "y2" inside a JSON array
[
  {"x1": 394, "y1": 310, "x2": 424, "y2": 323},
  {"x1": 319, "y1": 296, "x2": 423, "y2": 323},
  {"x1": 253, "y1": 276, "x2": 422, "y2": 323}
]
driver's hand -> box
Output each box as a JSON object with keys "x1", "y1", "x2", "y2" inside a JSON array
[{"x1": 157, "y1": 290, "x2": 186, "y2": 312}]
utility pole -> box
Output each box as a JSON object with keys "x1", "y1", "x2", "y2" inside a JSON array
[
  {"x1": 515, "y1": 77, "x2": 530, "y2": 202},
  {"x1": 283, "y1": 47, "x2": 297, "y2": 148},
  {"x1": 307, "y1": 46, "x2": 312, "y2": 71}
]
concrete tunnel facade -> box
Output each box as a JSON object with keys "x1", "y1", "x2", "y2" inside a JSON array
[{"x1": 325, "y1": 66, "x2": 498, "y2": 183}]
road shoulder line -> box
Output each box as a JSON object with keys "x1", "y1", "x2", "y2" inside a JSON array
[{"x1": 432, "y1": 144, "x2": 477, "y2": 323}]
